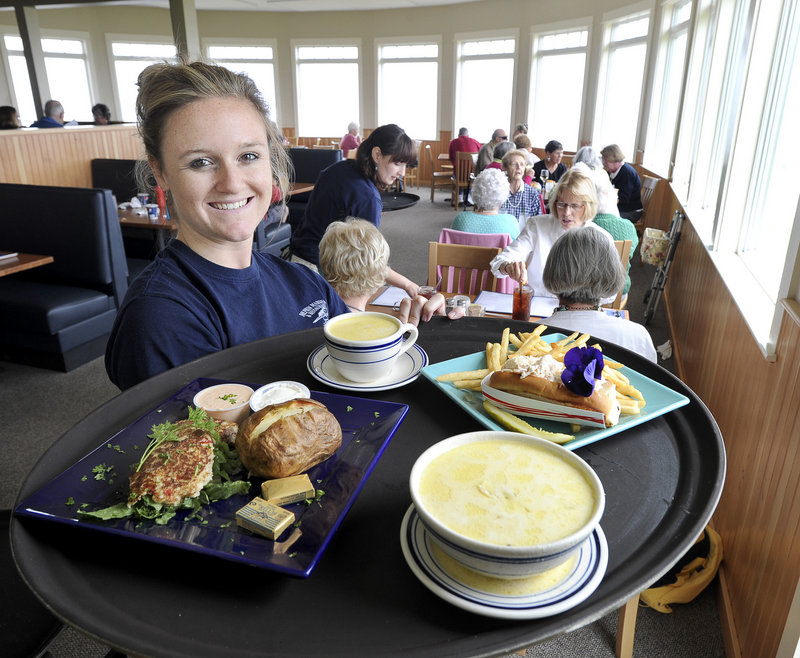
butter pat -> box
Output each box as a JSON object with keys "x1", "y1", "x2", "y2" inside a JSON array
[
  {"x1": 261, "y1": 474, "x2": 315, "y2": 506},
  {"x1": 236, "y1": 497, "x2": 295, "y2": 540}
]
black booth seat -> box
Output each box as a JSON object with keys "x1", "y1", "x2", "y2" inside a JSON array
[{"x1": 0, "y1": 183, "x2": 129, "y2": 371}]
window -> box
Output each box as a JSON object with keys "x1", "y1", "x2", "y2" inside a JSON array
[
  {"x1": 455, "y1": 35, "x2": 516, "y2": 143},
  {"x1": 377, "y1": 41, "x2": 439, "y2": 140},
  {"x1": 207, "y1": 44, "x2": 278, "y2": 123},
  {"x1": 110, "y1": 41, "x2": 177, "y2": 123},
  {"x1": 593, "y1": 14, "x2": 650, "y2": 158},
  {"x1": 671, "y1": 0, "x2": 800, "y2": 355},
  {"x1": 528, "y1": 27, "x2": 588, "y2": 151},
  {"x1": 673, "y1": 0, "x2": 740, "y2": 238},
  {"x1": 294, "y1": 43, "x2": 359, "y2": 137},
  {"x1": 3, "y1": 35, "x2": 94, "y2": 124},
  {"x1": 642, "y1": 0, "x2": 692, "y2": 176}
]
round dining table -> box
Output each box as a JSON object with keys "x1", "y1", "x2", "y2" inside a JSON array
[{"x1": 11, "y1": 317, "x2": 725, "y2": 658}]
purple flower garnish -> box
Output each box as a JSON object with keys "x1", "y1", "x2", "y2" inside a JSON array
[{"x1": 561, "y1": 346, "x2": 605, "y2": 397}]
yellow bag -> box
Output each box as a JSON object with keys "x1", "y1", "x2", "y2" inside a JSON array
[{"x1": 640, "y1": 526, "x2": 723, "y2": 613}]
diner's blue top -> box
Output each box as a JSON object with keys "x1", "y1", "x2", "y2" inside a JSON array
[
  {"x1": 105, "y1": 240, "x2": 348, "y2": 390},
  {"x1": 290, "y1": 160, "x2": 382, "y2": 264}
]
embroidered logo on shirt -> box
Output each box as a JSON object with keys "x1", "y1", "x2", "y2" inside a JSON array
[{"x1": 300, "y1": 300, "x2": 329, "y2": 324}]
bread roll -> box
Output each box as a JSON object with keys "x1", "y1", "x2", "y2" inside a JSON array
[
  {"x1": 236, "y1": 398, "x2": 342, "y2": 478},
  {"x1": 488, "y1": 355, "x2": 620, "y2": 427}
]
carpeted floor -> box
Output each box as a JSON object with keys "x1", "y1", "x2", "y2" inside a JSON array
[{"x1": 1, "y1": 185, "x2": 722, "y2": 657}]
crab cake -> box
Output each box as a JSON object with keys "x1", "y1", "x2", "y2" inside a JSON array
[{"x1": 128, "y1": 429, "x2": 215, "y2": 507}]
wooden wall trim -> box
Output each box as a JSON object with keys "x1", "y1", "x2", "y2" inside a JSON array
[
  {"x1": 0, "y1": 125, "x2": 143, "y2": 188},
  {"x1": 653, "y1": 180, "x2": 800, "y2": 658}
]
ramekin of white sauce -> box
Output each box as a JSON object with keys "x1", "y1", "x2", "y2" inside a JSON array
[{"x1": 249, "y1": 381, "x2": 311, "y2": 413}]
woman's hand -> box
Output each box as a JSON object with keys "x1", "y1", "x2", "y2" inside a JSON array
[
  {"x1": 397, "y1": 293, "x2": 465, "y2": 326},
  {"x1": 385, "y1": 268, "x2": 419, "y2": 299},
  {"x1": 500, "y1": 261, "x2": 528, "y2": 283}
]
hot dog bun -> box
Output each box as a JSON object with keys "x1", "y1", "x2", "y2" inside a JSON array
[{"x1": 488, "y1": 355, "x2": 620, "y2": 427}]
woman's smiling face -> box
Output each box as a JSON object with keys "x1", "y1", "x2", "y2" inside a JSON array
[{"x1": 150, "y1": 96, "x2": 272, "y2": 253}]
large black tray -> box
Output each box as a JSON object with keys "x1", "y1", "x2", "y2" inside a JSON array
[{"x1": 12, "y1": 318, "x2": 725, "y2": 658}]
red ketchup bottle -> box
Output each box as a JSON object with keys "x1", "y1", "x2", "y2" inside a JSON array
[{"x1": 155, "y1": 185, "x2": 168, "y2": 220}]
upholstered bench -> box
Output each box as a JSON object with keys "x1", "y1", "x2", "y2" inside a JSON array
[{"x1": 0, "y1": 183, "x2": 129, "y2": 370}]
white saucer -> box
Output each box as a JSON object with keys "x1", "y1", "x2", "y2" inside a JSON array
[
  {"x1": 307, "y1": 344, "x2": 429, "y2": 392},
  {"x1": 399, "y1": 504, "x2": 608, "y2": 619}
]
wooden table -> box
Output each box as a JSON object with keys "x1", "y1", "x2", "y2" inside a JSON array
[
  {"x1": 437, "y1": 152, "x2": 453, "y2": 170},
  {"x1": 118, "y1": 208, "x2": 177, "y2": 251},
  {"x1": 365, "y1": 286, "x2": 628, "y2": 320},
  {"x1": 288, "y1": 181, "x2": 314, "y2": 196},
  {"x1": 0, "y1": 252, "x2": 53, "y2": 277}
]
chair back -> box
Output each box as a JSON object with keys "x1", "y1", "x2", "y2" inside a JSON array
[
  {"x1": 426, "y1": 144, "x2": 451, "y2": 201},
  {"x1": 451, "y1": 151, "x2": 475, "y2": 210},
  {"x1": 438, "y1": 228, "x2": 514, "y2": 293},
  {"x1": 609, "y1": 239, "x2": 633, "y2": 310},
  {"x1": 635, "y1": 175, "x2": 659, "y2": 234},
  {"x1": 428, "y1": 242, "x2": 502, "y2": 295},
  {"x1": 640, "y1": 175, "x2": 658, "y2": 212}
]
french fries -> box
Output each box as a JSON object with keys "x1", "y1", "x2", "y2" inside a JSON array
[{"x1": 434, "y1": 325, "x2": 647, "y2": 430}]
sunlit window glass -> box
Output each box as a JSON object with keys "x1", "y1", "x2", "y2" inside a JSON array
[
  {"x1": 643, "y1": 0, "x2": 691, "y2": 176},
  {"x1": 594, "y1": 14, "x2": 650, "y2": 157},
  {"x1": 110, "y1": 42, "x2": 178, "y2": 122},
  {"x1": 456, "y1": 37, "x2": 515, "y2": 141},
  {"x1": 295, "y1": 44, "x2": 359, "y2": 136},
  {"x1": 528, "y1": 28, "x2": 588, "y2": 150},
  {"x1": 207, "y1": 44, "x2": 278, "y2": 122},
  {"x1": 4, "y1": 35, "x2": 93, "y2": 123},
  {"x1": 378, "y1": 42, "x2": 438, "y2": 140}
]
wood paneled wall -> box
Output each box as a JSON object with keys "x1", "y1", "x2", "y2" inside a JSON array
[
  {"x1": 0, "y1": 125, "x2": 143, "y2": 187},
  {"x1": 651, "y1": 179, "x2": 800, "y2": 658}
]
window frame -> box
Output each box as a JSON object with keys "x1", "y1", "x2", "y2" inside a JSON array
[
  {"x1": 2, "y1": 28, "x2": 97, "y2": 124},
  {"x1": 453, "y1": 28, "x2": 519, "y2": 142},
  {"x1": 527, "y1": 18, "x2": 591, "y2": 151},
  {"x1": 374, "y1": 35, "x2": 441, "y2": 141},
  {"x1": 202, "y1": 37, "x2": 280, "y2": 123},
  {"x1": 593, "y1": 7, "x2": 651, "y2": 158},
  {"x1": 291, "y1": 37, "x2": 362, "y2": 137},
  {"x1": 105, "y1": 34, "x2": 178, "y2": 123}
]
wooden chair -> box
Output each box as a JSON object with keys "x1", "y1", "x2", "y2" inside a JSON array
[
  {"x1": 450, "y1": 151, "x2": 475, "y2": 210},
  {"x1": 426, "y1": 144, "x2": 452, "y2": 202},
  {"x1": 607, "y1": 239, "x2": 633, "y2": 310},
  {"x1": 635, "y1": 175, "x2": 659, "y2": 235},
  {"x1": 438, "y1": 228, "x2": 515, "y2": 294},
  {"x1": 428, "y1": 242, "x2": 502, "y2": 295},
  {"x1": 402, "y1": 163, "x2": 419, "y2": 190}
]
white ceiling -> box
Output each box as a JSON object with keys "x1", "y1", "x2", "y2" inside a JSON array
[{"x1": 93, "y1": 0, "x2": 486, "y2": 12}]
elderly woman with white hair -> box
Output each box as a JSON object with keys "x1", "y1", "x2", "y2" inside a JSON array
[
  {"x1": 571, "y1": 152, "x2": 638, "y2": 299},
  {"x1": 451, "y1": 168, "x2": 519, "y2": 239},
  {"x1": 541, "y1": 226, "x2": 656, "y2": 361},
  {"x1": 339, "y1": 121, "x2": 361, "y2": 156}
]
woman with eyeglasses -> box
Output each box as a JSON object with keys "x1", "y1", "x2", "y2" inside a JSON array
[
  {"x1": 490, "y1": 167, "x2": 614, "y2": 299},
  {"x1": 499, "y1": 149, "x2": 542, "y2": 230}
]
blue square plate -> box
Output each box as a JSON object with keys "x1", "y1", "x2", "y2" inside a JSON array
[
  {"x1": 14, "y1": 378, "x2": 408, "y2": 577},
  {"x1": 420, "y1": 335, "x2": 689, "y2": 451}
]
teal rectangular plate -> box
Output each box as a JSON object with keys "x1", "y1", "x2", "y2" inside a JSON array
[{"x1": 420, "y1": 335, "x2": 689, "y2": 451}]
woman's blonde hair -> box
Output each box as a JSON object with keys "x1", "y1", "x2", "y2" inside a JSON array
[
  {"x1": 319, "y1": 218, "x2": 390, "y2": 300},
  {"x1": 134, "y1": 58, "x2": 290, "y2": 202},
  {"x1": 550, "y1": 167, "x2": 598, "y2": 220}
]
